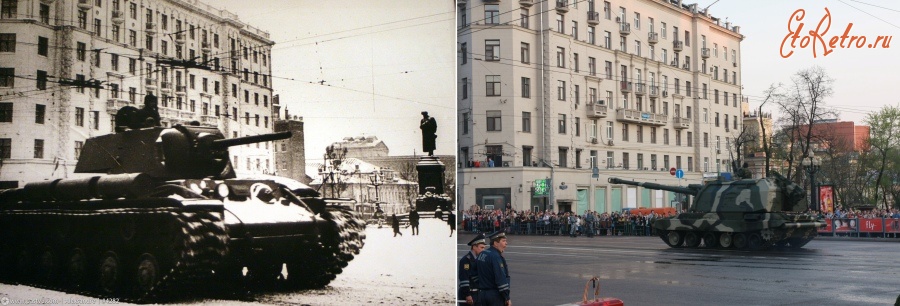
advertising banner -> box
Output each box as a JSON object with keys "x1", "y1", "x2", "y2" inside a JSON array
[
  {"x1": 885, "y1": 219, "x2": 900, "y2": 234},
  {"x1": 818, "y1": 218, "x2": 833, "y2": 234},
  {"x1": 819, "y1": 185, "x2": 834, "y2": 214},
  {"x1": 832, "y1": 218, "x2": 857, "y2": 233},
  {"x1": 858, "y1": 218, "x2": 883, "y2": 233}
]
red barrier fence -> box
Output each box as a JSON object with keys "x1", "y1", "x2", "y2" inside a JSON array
[{"x1": 818, "y1": 218, "x2": 900, "y2": 236}]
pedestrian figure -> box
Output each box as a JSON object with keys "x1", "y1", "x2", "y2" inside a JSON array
[
  {"x1": 448, "y1": 211, "x2": 457, "y2": 237},
  {"x1": 410, "y1": 208, "x2": 420, "y2": 235},
  {"x1": 459, "y1": 233, "x2": 486, "y2": 306},
  {"x1": 392, "y1": 214, "x2": 403, "y2": 237},
  {"x1": 420, "y1": 111, "x2": 437, "y2": 156},
  {"x1": 737, "y1": 162, "x2": 753, "y2": 179},
  {"x1": 476, "y1": 231, "x2": 510, "y2": 306},
  {"x1": 569, "y1": 214, "x2": 578, "y2": 238},
  {"x1": 584, "y1": 211, "x2": 595, "y2": 238}
]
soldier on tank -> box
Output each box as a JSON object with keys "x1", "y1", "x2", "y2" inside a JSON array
[{"x1": 459, "y1": 233, "x2": 486, "y2": 305}]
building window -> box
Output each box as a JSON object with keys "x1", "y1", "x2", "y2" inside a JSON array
[
  {"x1": 606, "y1": 151, "x2": 614, "y2": 168},
  {"x1": 34, "y1": 139, "x2": 44, "y2": 159},
  {"x1": 572, "y1": 21, "x2": 578, "y2": 39},
  {"x1": 462, "y1": 112, "x2": 469, "y2": 134},
  {"x1": 521, "y1": 77, "x2": 530, "y2": 98},
  {"x1": 485, "y1": 5, "x2": 499, "y2": 24},
  {"x1": 607, "y1": 121, "x2": 613, "y2": 140},
  {"x1": 0, "y1": 102, "x2": 11, "y2": 122},
  {"x1": 486, "y1": 75, "x2": 500, "y2": 96},
  {"x1": 75, "y1": 107, "x2": 84, "y2": 126},
  {"x1": 703, "y1": 132, "x2": 709, "y2": 147},
  {"x1": 129, "y1": 30, "x2": 136, "y2": 47},
  {"x1": 520, "y1": 8, "x2": 529, "y2": 28},
  {"x1": 523, "y1": 146, "x2": 533, "y2": 167},
  {"x1": 575, "y1": 117, "x2": 581, "y2": 136},
  {"x1": 462, "y1": 77, "x2": 468, "y2": 99},
  {"x1": 622, "y1": 152, "x2": 629, "y2": 169},
  {"x1": 603, "y1": 31, "x2": 611, "y2": 48},
  {"x1": 78, "y1": 10, "x2": 87, "y2": 29},
  {"x1": 93, "y1": 18, "x2": 101, "y2": 35},
  {"x1": 0, "y1": 33, "x2": 14, "y2": 52},
  {"x1": 109, "y1": 83, "x2": 118, "y2": 98},
  {"x1": 460, "y1": 42, "x2": 467, "y2": 65},
  {"x1": 129, "y1": 87, "x2": 136, "y2": 102},
  {"x1": 33, "y1": 70, "x2": 47, "y2": 90},
  {"x1": 558, "y1": 114, "x2": 566, "y2": 134},
  {"x1": 559, "y1": 147, "x2": 568, "y2": 168},
  {"x1": 485, "y1": 40, "x2": 499, "y2": 61},
  {"x1": 522, "y1": 111, "x2": 531, "y2": 133},
  {"x1": 39, "y1": 3, "x2": 49, "y2": 23},
  {"x1": 604, "y1": 61, "x2": 612, "y2": 79},
  {"x1": 687, "y1": 131, "x2": 693, "y2": 147},
  {"x1": 636, "y1": 126, "x2": 643, "y2": 143},
  {"x1": 521, "y1": 42, "x2": 529, "y2": 64},
  {"x1": 486, "y1": 110, "x2": 501, "y2": 131},
  {"x1": 556, "y1": 14, "x2": 564, "y2": 33},
  {"x1": 622, "y1": 123, "x2": 629, "y2": 141},
  {"x1": 588, "y1": 57, "x2": 596, "y2": 76},
  {"x1": 588, "y1": 26, "x2": 595, "y2": 44},
  {"x1": 556, "y1": 47, "x2": 565, "y2": 68},
  {"x1": 557, "y1": 80, "x2": 566, "y2": 100},
  {"x1": 34, "y1": 104, "x2": 45, "y2": 124}
]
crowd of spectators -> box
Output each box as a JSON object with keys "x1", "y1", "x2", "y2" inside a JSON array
[
  {"x1": 460, "y1": 205, "x2": 677, "y2": 237},
  {"x1": 822, "y1": 207, "x2": 900, "y2": 219}
]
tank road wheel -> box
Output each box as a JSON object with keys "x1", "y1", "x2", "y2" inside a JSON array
[
  {"x1": 37, "y1": 247, "x2": 57, "y2": 282},
  {"x1": 683, "y1": 232, "x2": 701, "y2": 248},
  {"x1": 98, "y1": 251, "x2": 121, "y2": 294},
  {"x1": 718, "y1": 233, "x2": 733, "y2": 248},
  {"x1": 733, "y1": 233, "x2": 748, "y2": 249},
  {"x1": 748, "y1": 233, "x2": 765, "y2": 250},
  {"x1": 135, "y1": 253, "x2": 160, "y2": 296},
  {"x1": 665, "y1": 231, "x2": 685, "y2": 248},
  {"x1": 67, "y1": 248, "x2": 88, "y2": 289},
  {"x1": 702, "y1": 232, "x2": 719, "y2": 248}
]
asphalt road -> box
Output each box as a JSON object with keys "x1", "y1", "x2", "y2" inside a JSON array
[{"x1": 457, "y1": 234, "x2": 900, "y2": 306}]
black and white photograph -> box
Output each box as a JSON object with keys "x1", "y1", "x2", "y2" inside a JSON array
[{"x1": 0, "y1": 0, "x2": 456, "y2": 305}]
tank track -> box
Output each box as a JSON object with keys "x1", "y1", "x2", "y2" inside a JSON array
[
  {"x1": 278, "y1": 206, "x2": 366, "y2": 290},
  {"x1": 0, "y1": 207, "x2": 227, "y2": 303}
]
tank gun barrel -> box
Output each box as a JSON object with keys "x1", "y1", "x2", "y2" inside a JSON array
[
  {"x1": 210, "y1": 131, "x2": 292, "y2": 150},
  {"x1": 607, "y1": 177, "x2": 700, "y2": 195}
]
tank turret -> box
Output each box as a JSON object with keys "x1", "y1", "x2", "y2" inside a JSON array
[
  {"x1": 607, "y1": 173, "x2": 824, "y2": 250},
  {"x1": 74, "y1": 125, "x2": 290, "y2": 180}
]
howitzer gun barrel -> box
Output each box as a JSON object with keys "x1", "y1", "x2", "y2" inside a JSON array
[
  {"x1": 607, "y1": 177, "x2": 699, "y2": 195},
  {"x1": 210, "y1": 131, "x2": 292, "y2": 150}
]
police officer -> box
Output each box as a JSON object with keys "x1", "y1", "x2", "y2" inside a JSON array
[
  {"x1": 476, "y1": 231, "x2": 511, "y2": 306},
  {"x1": 459, "y1": 233, "x2": 486, "y2": 305}
]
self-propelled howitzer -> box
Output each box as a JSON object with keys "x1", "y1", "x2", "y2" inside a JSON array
[
  {"x1": 608, "y1": 173, "x2": 824, "y2": 250},
  {"x1": 0, "y1": 125, "x2": 367, "y2": 302}
]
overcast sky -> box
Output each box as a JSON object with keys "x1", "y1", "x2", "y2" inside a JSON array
[
  {"x1": 213, "y1": 0, "x2": 456, "y2": 161},
  {"x1": 709, "y1": 0, "x2": 899, "y2": 124}
]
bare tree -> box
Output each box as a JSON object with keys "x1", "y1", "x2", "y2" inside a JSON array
[{"x1": 773, "y1": 66, "x2": 838, "y2": 181}]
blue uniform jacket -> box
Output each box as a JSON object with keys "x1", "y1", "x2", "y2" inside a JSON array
[
  {"x1": 458, "y1": 251, "x2": 478, "y2": 301},
  {"x1": 475, "y1": 247, "x2": 510, "y2": 301}
]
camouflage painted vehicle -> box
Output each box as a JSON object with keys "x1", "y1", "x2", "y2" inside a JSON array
[{"x1": 608, "y1": 172, "x2": 825, "y2": 250}]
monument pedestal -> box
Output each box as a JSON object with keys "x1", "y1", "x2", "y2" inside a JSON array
[{"x1": 415, "y1": 156, "x2": 451, "y2": 213}]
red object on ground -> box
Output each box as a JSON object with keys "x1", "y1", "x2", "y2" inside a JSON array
[{"x1": 575, "y1": 298, "x2": 625, "y2": 306}]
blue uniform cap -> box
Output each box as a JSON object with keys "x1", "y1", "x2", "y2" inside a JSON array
[
  {"x1": 467, "y1": 233, "x2": 486, "y2": 246},
  {"x1": 487, "y1": 231, "x2": 506, "y2": 242}
]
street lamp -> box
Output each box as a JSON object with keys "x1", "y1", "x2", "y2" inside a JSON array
[
  {"x1": 801, "y1": 152, "x2": 822, "y2": 212},
  {"x1": 369, "y1": 168, "x2": 394, "y2": 204}
]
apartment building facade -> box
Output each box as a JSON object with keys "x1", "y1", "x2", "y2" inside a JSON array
[
  {"x1": 0, "y1": 0, "x2": 276, "y2": 186},
  {"x1": 457, "y1": 0, "x2": 744, "y2": 213}
]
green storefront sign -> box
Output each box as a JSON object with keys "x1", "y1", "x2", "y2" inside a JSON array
[{"x1": 533, "y1": 179, "x2": 550, "y2": 197}]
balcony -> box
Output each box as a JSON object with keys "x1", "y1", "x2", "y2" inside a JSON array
[
  {"x1": 587, "y1": 11, "x2": 600, "y2": 25},
  {"x1": 160, "y1": 81, "x2": 171, "y2": 93},
  {"x1": 619, "y1": 23, "x2": 631, "y2": 36},
  {"x1": 634, "y1": 83, "x2": 646, "y2": 96},
  {"x1": 175, "y1": 85, "x2": 186, "y2": 95},
  {"x1": 673, "y1": 40, "x2": 684, "y2": 52},
  {"x1": 175, "y1": 33, "x2": 186, "y2": 45},
  {"x1": 648, "y1": 32, "x2": 658, "y2": 44},
  {"x1": 674, "y1": 117, "x2": 692, "y2": 129},
  {"x1": 231, "y1": 50, "x2": 240, "y2": 60},
  {"x1": 145, "y1": 24, "x2": 157, "y2": 37},
  {"x1": 201, "y1": 115, "x2": 219, "y2": 126},
  {"x1": 111, "y1": 10, "x2": 124, "y2": 24},
  {"x1": 701, "y1": 48, "x2": 710, "y2": 58},
  {"x1": 649, "y1": 85, "x2": 659, "y2": 97},
  {"x1": 201, "y1": 41, "x2": 211, "y2": 53},
  {"x1": 619, "y1": 81, "x2": 632, "y2": 93},
  {"x1": 145, "y1": 77, "x2": 157, "y2": 90},
  {"x1": 615, "y1": 108, "x2": 667, "y2": 126},
  {"x1": 555, "y1": 0, "x2": 569, "y2": 13},
  {"x1": 106, "y1": 98, "x2": 131, "y2": 114},
  {"x1": 519, "y1": 0, "x2": 533, "y2": 7},
  {"x1": 587, "y1": 103, "x2": 608, "y2": 118},
  {"x1": 77, "y1": 0, "x2": 91, "y2": 10}
]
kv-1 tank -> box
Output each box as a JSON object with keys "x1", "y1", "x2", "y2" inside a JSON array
[
  {"x1": 0, "y1": 123, "x2": 366, "y2": 302},
  {"x1": 608, "y1": 172, "x2": 825, "y2": 250}
]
